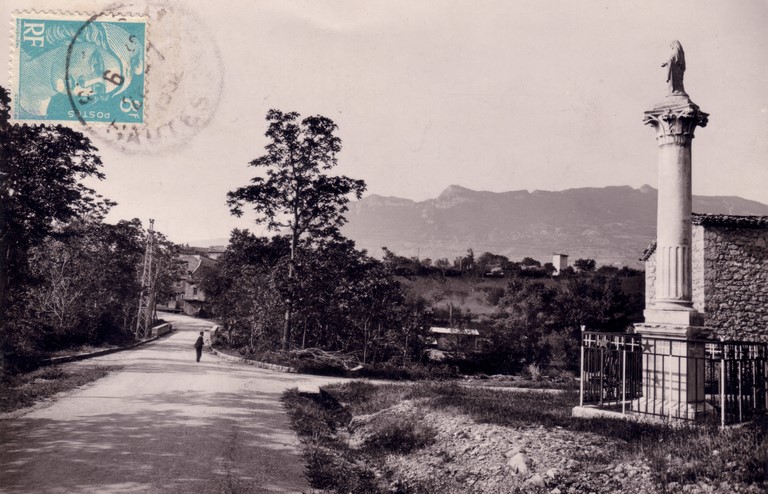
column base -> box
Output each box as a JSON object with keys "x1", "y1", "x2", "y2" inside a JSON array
[
  {"x1": 631, "y1": 397, "x2": 713, "y2": 421},
  {"x1": 643, "y1": 307, "x2": 705, "y2": 329}
]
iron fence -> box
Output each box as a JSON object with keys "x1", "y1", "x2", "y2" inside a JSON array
[{"x1": 579, "y1": 331, "x2": 768, "y2": 425}]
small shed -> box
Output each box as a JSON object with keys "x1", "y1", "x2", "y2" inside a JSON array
[{"x1": 430, "y1": 327, "x2": 484, "y2": 352}]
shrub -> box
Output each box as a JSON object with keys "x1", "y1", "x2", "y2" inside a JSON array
[
  {"x1": 356, "y1": 362, "x2": 457, "y2": 381},
  {"x1": 523, "y1": 363, "x2": 544, "y2": 382},
  {"x1": 363, "y1": 415, "x2": 437, "y2": 455}
]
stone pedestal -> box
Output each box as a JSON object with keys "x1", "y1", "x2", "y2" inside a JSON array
[
  {"x1": 638, "y1": 93, "x2": 709, "y2": 418},
  {"x1": 632, "y1": 323, "x2": 711, "y2": 419}
]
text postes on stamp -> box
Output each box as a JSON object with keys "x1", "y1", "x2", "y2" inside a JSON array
[{"x1": 12, "y1": 12, "x2": 147, "y2": 124}]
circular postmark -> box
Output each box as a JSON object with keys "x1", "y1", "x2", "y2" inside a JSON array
[{"x1": 66, "y1": 1, "x2": 224, "y2": 155}]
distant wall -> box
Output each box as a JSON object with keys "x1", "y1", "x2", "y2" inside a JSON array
[{"x1": 644, "y1": 218, "x2": 768, "y2": 341}]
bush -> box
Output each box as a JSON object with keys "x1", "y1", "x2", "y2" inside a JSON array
[
  {"x1": 363, "y1": 416, "x2": 437, "y2": 455},
  {"x1": 523, "y1": 363, "x2": 544, "y2": 382}
]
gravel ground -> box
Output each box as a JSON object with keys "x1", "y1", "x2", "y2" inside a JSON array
[{"x1": 347, "y1": 400, "x2": 764, "y2": 494}]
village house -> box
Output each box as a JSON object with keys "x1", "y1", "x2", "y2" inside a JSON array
[
  {"x1": 641, "y1": 213, "x2": 768, "y2": 341},
  {"x1": 158, "y1": 254, "x2": 217, "y2": 317}
]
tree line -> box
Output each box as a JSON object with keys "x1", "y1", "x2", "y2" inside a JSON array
[
  {"x1": 0, "y1": 87, "x2": 179, "y2": 373},
  {"x1": 382, "y1": 247, "x2": 638, "y2": 280}
]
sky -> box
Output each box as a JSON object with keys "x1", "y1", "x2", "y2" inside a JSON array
[{"x1": 4, "y1": 0, "x2": 768, "y2": 244}]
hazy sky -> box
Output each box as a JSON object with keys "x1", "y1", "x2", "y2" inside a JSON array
[{"x1": 5, "y1": 0, "x2": 768, "y2": 244}]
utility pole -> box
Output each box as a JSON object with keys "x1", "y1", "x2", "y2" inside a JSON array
[{"x1": 135, "y1": 219, "x2": 157, "y2": 339}]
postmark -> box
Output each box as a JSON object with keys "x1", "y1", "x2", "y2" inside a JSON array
[
  {"x1": 9, "y1": 2, "x2": 223, "y2": 155},
  {"x1": 91, "y1": 1, "x2": 225, "y2": 155},
  {"x1": 11, "y1": 11, "x2": 147, "y2": 124}
]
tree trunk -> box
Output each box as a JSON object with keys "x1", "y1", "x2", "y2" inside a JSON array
[
  {"x1": 403, "y1": 331, "x2": 409, "y2": 366},
  {"x1": 282, "y1": 229, "x2": 298, "y2": 351}
]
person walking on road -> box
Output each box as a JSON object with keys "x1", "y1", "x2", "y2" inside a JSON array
[{"x1": 194, "y1": 331, "x2": 204, "y2": 362}]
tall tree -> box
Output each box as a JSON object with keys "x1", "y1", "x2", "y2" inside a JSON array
[
  {"x1": 0, "y1": 87, "x2": 112, "y2": 374},
  {"x1": 227, "y1": 110, "x2": 366, "y2": 350}
]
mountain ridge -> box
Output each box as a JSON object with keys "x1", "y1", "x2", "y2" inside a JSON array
[{"x1": 341, "y1": 185, "x2": 768, "y2": 267}]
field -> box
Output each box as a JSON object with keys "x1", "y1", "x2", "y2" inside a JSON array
[{"x1": 398, "y1": 274, "x2": 511, "y2": 319}]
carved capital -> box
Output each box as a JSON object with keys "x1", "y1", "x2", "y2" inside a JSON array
[{"x1": 643, "y1": 105, "x2": 708, "y2": 147}]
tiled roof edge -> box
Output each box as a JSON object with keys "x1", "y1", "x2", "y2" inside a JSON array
[
  {"x1": 640, "y1": 214, "x2": 768, "y2": 261},
  {"x1": 691, "y1": 213, "x2": 768, "y2": 228},
  {"x1": 639, "y1": 239, "x2": 657, "y2": 262}
]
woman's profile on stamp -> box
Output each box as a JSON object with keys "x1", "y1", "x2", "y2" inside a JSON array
[{"x1": 15, "y1": 15, "x2": 145, "y2": 123}]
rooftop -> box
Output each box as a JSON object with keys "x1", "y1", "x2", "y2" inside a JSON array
[
  {"x1": 640, "y1": 214, "x2": 768, "y2": 261},
  {"x1": 691, "y1": 213, "x2": 768, "y2": 229},
  {"x1": 430, "y1": 327, "x2": 480, "y2": 336}
]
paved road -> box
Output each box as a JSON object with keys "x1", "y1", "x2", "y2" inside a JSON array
[{"x1": 0, "y1": 314, "x2": 348, "y2": 493}]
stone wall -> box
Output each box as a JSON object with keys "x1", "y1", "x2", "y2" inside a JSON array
[
  {"x1": 691, "y1": 225, "x2": 705, "y2": 313},
  {"x1": 643, "y1": 242, "x2": 656, "y2": 308},
  {"x1": 643, "y1": 215, "x2": 768, "y2": 341},
  {"x1": 698, "y1": 224, "x2": 768, "y2": 341}
]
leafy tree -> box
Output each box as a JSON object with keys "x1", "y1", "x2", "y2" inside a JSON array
[
  {"x1": 199, "y1": 230, "x2": 289, "y2": 350},
  {"x1": 453, "y1": 248, "x2": 475, "y2": 272},
  {"x1": 573, "y1": 258, "x2": 597, "y2": 272},
  {"x1": 486, "y1": 268, "x2": 642, "y2": 373},
  {"x1": 476, "y1": 252, "x2": 509, "y2": 275},
  {"x1": 433, "y1": 258, "x2": 452, "y2": 276},
  {"x1": 542, "y1": 262, "x2": 557, "y2": 276},
  {"x1": 227, "y1": 110, "x2": 366, "y2": 350},
  {"x1": 0, "y1": 87, "x2": 112, "y2": 374},
  {"x1": 381, "y1": 247, "x2": 423, "y2": 276},
  {"x1": 521, "y1": 257, "x2": 541, "y2": 267}
]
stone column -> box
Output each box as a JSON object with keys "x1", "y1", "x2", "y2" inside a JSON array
[
  {"x1": 634, "y1": 90, "x2": 710, "y2": 420},
  {"x1": 642, "y1": 94, "x2": 708, "y2": 327}
]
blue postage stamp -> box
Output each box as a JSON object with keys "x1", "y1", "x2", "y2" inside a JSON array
[{"x1": 11, "y1": 12, "x2": 147, "y2": 124}]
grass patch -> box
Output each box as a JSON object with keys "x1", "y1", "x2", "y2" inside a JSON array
[
  {"x1": 281, "y1": 387, "x2": 382, "y2": 493},
  {"x1": 643, "y1": 418, "x2": 768, "y2": 486},
  {"x1": 0, "y1": 364, "x2": 118, "y2": 413},
  {"x1": 407, "y1": 383, "x2": 768, "y2": 488}
]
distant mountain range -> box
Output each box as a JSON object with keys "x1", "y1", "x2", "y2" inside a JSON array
[{"x1": 340, "y1": 185, "x2": 768, "y2": 267}]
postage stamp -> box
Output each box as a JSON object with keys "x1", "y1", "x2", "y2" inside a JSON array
[{"x1": 11, "y1": 12, "x2": 147, "y2": 124}]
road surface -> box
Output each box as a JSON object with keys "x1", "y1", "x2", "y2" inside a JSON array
[{"x1": 0, "y1": 314, "x2": 347, "y2": 493}]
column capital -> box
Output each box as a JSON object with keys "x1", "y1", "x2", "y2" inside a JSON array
[{"x1": 643, "y1": 96, "x2": 708, "y2": 147}]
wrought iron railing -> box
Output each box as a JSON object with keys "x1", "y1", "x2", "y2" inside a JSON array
[{"x1": 579, "y1": 331, "x2": 768, "y2": 425}]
